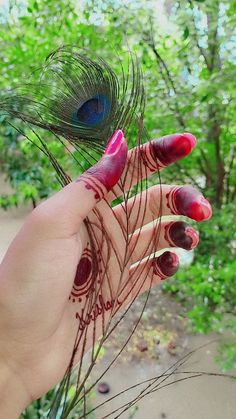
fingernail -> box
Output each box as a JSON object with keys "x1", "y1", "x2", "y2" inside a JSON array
[
  {"x1": 185, "y1": 226, "x2": 199, "y2": 248},
  {"x1": 153, "y1": 251, "x2": 179, "y2": 279},
  {"x1": 175, "y1": 186, "x2": 212, "y2": 221},
  {"x1": 166, "y1": 221, "x2": 199, "y2": 250},
  {"x1": 152, "y1": 133, "x2": 197, "y2": 165},
  {"x1": 104, "y1": 130, "x2": 124, "y2": 155}
]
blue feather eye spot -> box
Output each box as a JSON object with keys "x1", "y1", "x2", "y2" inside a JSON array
[{"x1": 75, "y1": 94, "x2": 111, "y2": 126}]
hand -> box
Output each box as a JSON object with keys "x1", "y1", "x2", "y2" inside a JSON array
[{"x1": 0, "y1": 130, "x2": 212, "y2": 417}]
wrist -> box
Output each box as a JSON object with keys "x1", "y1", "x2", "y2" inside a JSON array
[{"x1": 0, "y1": 362, "x2": 31, "y2": 418}]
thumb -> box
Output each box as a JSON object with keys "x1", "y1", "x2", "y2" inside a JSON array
[{"x1": 30, "y1": 130, "x2": 128, "y2": 235}]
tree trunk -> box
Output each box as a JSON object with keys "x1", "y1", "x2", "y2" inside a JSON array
[
  {"x1": 206, "y1": 1, "x2": 225, "y2": 208},
  {"x1": 207, "y1": 104, "x2": 225, "y2": 208}
]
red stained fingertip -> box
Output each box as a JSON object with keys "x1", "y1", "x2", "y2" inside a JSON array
[
  {"x1": 167, "y1": 221, "x2": 199, "y2": 250},
  {"x1": 83, "y1": 129, "x2": 128, "y2": 193},
  {"x1": 174, "y1": 186, "x2": 212, "y2": 221},
  {"x1": 185, "y1": 197, "x2": 212, "y2": 221},
  {"x1": 154, "y1": 251, "x2": 179, "y2": 279},
  {"x1": 172, "y1": 133, "x2": 197, "y2": 158},
  {"x1": 152, "y1": 132, "x2": 197, "y2": 165}
]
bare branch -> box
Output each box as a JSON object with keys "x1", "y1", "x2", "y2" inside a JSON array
[
  {"x1": 225, "y1": 145, "x2": 236, "y2": 204},
  {"x1": 197, "y1": 156, "x2": 209, "y2": 179},
  {"x1": 187, "y1": 0, "x2": 210, "y2": 70},
  {"x1": 143, "y1": 20, "x2": 186, "y2": 129},
  {"x1": 174, "y1": 161, "x2": 204, "y2": 191}
]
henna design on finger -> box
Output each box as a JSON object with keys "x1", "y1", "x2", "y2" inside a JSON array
[
  {"x1": 140, "y1": 142, "x2": 159, "y2": 172},
  {"x1": 166, "y1": 186, "x2": 180, "y2": 214},
  {"x1": 141, "y1": 133, "x2": 197, "y2": 172},
  {"x1": 151, "y1": 133, "x2": 196, "y2": 166},
  {"x1": 164, "y1": 221, "x2": 199, "y2": 250},
  {"x1": 76, "y1": 130, "x2": 127, "y2": 201},
  {"x1": 77, "y1": 174, "x2": 107, "y2": 200},
  {"x1": 152, "y1": 251, "x2": 179, "y2": 280},
  {"x1": 166, "y1": 186, "x2": 212, "y2": 221}
]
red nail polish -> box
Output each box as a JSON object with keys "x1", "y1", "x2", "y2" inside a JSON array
[{"x1": 105, "y1": 130, "x2": 124, "y2": 155}]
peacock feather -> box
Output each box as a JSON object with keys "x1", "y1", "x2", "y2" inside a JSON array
[
  {"x1": 0, "y1": 46, "x2": 163, "y2": 418},
  {"x1": 1, "y1": 46, "x2": 145, "y2": 166},
  {"x1": 1, "y1": 44, "x2": 234, "y2": 419}
]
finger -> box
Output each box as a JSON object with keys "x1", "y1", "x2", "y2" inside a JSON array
[
  {"x1": 113, "y1": 184, "x2": 212, "y2": 233},
  {"x1": 129, "y1": 221, "x2": 199, "y2": 264},
  {"x1": 28, "y1": 130, "x2": 128, "y2": 236},
  {"x1": 120, "y1": 251, "x2": 179, "y2": 306},
  {"x1": 107, "y1": 132, "x2": 196, "y2": 201}
]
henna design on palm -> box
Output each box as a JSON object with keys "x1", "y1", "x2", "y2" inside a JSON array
[{"x1": 70, "y1": 246, "x2": 98, "y2": 302}]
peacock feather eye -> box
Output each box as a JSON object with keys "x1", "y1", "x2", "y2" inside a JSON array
[
  {"x1": 0, "y1": 46, "x2": 144, "y2": 152},
  {"x1": 75, "y1": 94, "x2": 111, "y2": 126}
]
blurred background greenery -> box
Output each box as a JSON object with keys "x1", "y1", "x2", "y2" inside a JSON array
[{"x1": 0, "y1": 0, "x2": 235, "y2": 416}]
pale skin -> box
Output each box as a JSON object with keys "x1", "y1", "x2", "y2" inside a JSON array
[{"x1": 0, "y1": 130, "x2": 212, "y2": 418}]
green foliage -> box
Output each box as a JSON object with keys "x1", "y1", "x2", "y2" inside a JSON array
[
  {"x1": 21, "y1": 385, "x2": 95, "y2": 418},
  {"x1": 163, "y1": 203, "x2": 236, "y2": 368},
  {"x1": 128, "y1": 405, "x2": 139, "y2": 418},
  {"x1": 164, "y1": 203, "x2": 236, "y2": 328},
  {"x1": 0, "y1": 117, "x2": 68, "y2": 208},
  {"x1": 0, "y1": 0, "x2": 235, "y2": 207},
  {"x1": 217, "y1": 341, "x2": 236, "y2": 372}
]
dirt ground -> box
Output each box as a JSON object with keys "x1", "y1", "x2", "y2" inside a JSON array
[
  {"x1": 0, "y1": 177, "x2": 235, "y2": 419},
  {"x1": 90, "y1": 296, "x2": 236, "y2": 419}
]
